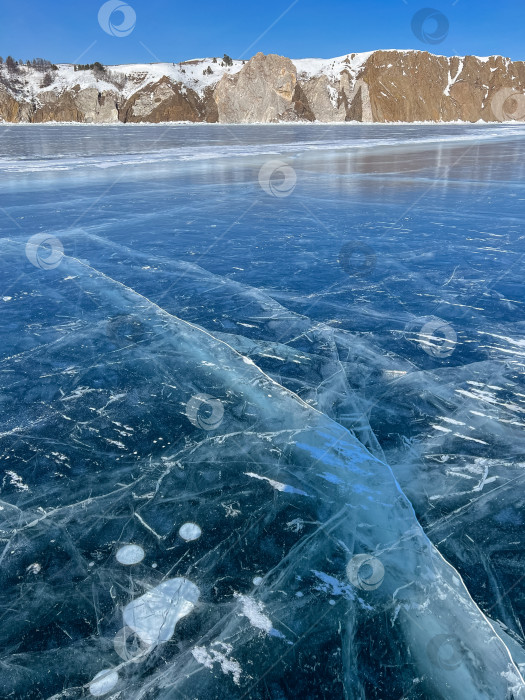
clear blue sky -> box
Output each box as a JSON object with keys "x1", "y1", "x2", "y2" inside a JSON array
[{"x1": 1, "y1": 0, "x2": 524, "y2": 66}]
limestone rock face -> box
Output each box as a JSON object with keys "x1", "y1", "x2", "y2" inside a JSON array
[
  {"x1": 118, "y1": 77, "x2": 215, "y2": 123},
  {"x1": 301, "y1": 75, "x2": 346, "y2": 122},
  {"x1": 355, "y1": 51, "x2": 525, "y2": 123},
  {"x1": 214, "y1": 53, "x2": 300, "y2": 123},
  {"x1": 31, "y1": 87, "x2": 119, "y2": 123},
  {"x1": 362, "y1": 50, "x2": 450, "y2": 122},
  {"x1": 1, "y1": 52, "x2": 525, "y2": 124},
  {"x1": 298, "y1": 70, "x2": 373, "y2": 122},
  {"x1": 0, "y1": 87, "x2": 30, "y2": 122}
]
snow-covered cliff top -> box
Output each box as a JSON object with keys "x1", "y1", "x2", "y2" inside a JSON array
[{"x1": 2, "y1": 50, "x2": 515, "y2": 105}]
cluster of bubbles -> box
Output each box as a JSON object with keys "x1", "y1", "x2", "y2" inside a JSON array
[{"x1": 89, "y1": 522, "x2": 203, "y2": 695}]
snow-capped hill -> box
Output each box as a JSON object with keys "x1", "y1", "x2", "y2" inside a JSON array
[
  {"x1": 101, "y1": 58, "x2": 245, "y2": 98},
  {"x1": 10, "y1": 57, "x2": 245, "y2": 100},
  {"x1": 1, "y1": 50, "x2": 524, "y2": 124},
  {"x1": 293, "y1": 52, "x2": 374, "y2": 80}
]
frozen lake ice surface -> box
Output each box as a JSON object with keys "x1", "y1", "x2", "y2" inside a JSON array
[{"x1": 1, "y1": 123, "x2": 525, "y2": 699}]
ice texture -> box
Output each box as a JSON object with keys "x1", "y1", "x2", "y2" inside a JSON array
[{"x1": 0, "y1": 124, "x2": 524, "y2": 699}]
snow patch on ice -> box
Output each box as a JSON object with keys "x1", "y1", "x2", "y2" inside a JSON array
[
  {"x1": 234, "y1": 593, "x2": 286, "y2": 639},
  {"x1": 192, "y1": 642, "x2": 242, "y2": 684},
  {"x1": 245, "y1": 471, "x2": 310, "y2": 496}
]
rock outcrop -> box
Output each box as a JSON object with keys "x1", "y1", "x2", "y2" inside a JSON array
[
  {"x1": 31, "y1": 87, "x2": 119, "y2": 123},
  {"x1": 359, "y1": 50, "x2": 525, "y2": 122},
  {"x1": 1, "y1": 50, "x2": 525, "y2": 124},
  {"x1": 118, "y1": 77, "x2": 217, "y2": 123},
  {"x1": 0, "y1": 87, "x2": 29, "y2": 122},
  {"x1": 214, "y1": 53, "x2": 305, "y2": 122}
]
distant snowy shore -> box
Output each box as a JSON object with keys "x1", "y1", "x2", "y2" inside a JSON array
[{"x1": 1, "y1": 49, "x2": 524, "y2": 124}]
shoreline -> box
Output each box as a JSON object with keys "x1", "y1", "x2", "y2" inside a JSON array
[{"x1": 1, "y1": 119, "x2": 524, "y2": 127}]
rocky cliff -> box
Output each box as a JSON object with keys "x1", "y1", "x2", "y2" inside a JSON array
[{"x1": 1, "y1": 50, "x2": 524, "y2": 124}]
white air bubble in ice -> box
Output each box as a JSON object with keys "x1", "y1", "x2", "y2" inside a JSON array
[
  {"x1": 116, "y1": 544, "x2": 145, "y2": 565},
  {"x1": 178, "y1": 522, "x2": 202, "y2": 541},
  {"x1": 123, "y1": 577, "x2": 200, "y2": 646},
  {"x1": 89, "y1": 669, "x2": 119, "y2": 696}
]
